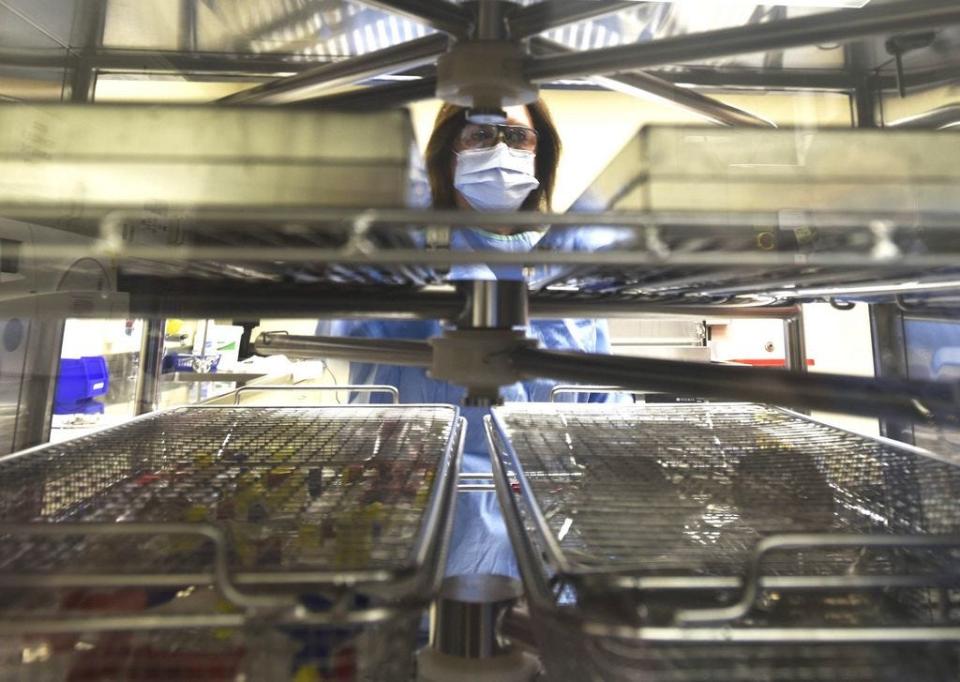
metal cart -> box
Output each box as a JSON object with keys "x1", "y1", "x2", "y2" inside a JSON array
[{"x1": 3, "y1": 0, "x2": 960, "y2": 677}]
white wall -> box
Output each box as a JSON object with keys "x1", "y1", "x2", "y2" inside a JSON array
[{"x1": 802, "y1": 303, "x2": 878, "y2": 436}]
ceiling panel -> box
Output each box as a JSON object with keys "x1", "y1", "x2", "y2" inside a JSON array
[
  {"x1": 0, "y1": 2, "x2": 69, "y2": 50},
  {"x1": 0, "y1": 0, "x2": 73, "y2": 48}
]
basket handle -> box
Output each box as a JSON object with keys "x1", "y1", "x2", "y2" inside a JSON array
[
  {"x1": 549, "y1": 385, "x2": 644, "y2": 402},
  {"x1": 675, "y1": 533, "x2": 960, "y2": 625},
  {"x1": 232, "y1": 384, "x2": 399, "y2": 405}
]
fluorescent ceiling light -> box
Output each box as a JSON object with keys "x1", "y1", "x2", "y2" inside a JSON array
[
  {"x1": 371, "y1": 74, "x2": 423, "y2": 81},
  {"x1": 637, "y1": 0, "x2": 870, "y2": 7}
]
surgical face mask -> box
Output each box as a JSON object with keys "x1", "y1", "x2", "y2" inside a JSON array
[{"x1": 453, "y1": 143, "x2": 540, "y2": 212}]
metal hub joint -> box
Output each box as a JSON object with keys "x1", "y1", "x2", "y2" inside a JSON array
[{"x1": 430, "y1": 280, "x2": 534, "y2": 406}]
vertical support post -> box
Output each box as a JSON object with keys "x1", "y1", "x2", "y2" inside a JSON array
[
  {"x1": 135, "y1": 319, "x2": 165, "y2": 415},
  {"x1": 12, "y1": 320, "x2": 65, "y2": 452},
  {"x1": 67, "y1": 0, "x2": 108, "y2": 103},
  {"x1": 870, "y1": 304, "x2": 914, "y2": 444},
  {"x1": 180, "y1": 0, "x2": 198, "y2": 52},
  {"x1": 853, "y1": 78, "x2": 878, "y2": 128},
  {"x1": 783, "y1": 313, "x2": 807, "y2": 373},
  {"x1": 476, "y1": 0, "x2": 507, "y2": 41}
]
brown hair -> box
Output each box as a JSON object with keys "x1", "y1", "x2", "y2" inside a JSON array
[{"x1": 424, "y1": 99, "x2": 561, "y2": 211}]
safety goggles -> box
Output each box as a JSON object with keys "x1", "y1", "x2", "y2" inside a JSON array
[{"x1": 457, "y1": 123, "x2": 538, "y2": 152}]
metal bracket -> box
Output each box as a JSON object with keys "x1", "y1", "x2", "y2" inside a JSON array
[
  {"x1": 431, "y1": 279, "x2": 535, "y2": 405},
  {"x1": 430, "y1": 329, "x2": 535, "y2": 406}
]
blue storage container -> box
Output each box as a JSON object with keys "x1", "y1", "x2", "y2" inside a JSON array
[{"x1": 54, "y1": 356, "x2": 109, "y2": 415}]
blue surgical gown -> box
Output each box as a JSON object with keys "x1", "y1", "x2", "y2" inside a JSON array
[{"x1": 317, "y1": 226, "x2": 626, "y2": 577}]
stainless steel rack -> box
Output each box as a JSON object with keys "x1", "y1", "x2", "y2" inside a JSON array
[
  {"x1": 487, "y1": 403, "x2": 960, "y2": 681},
  {"x1": 0, "y1": 404, "x2": 464, "y2": 681}
]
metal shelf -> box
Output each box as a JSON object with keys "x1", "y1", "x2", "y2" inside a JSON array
[
  {"x1": 487, "y1": 403, "x2": 960, "y2": 681},
  {"x1": 4, "y1": 203, "x2": 959, "y2": 310}
]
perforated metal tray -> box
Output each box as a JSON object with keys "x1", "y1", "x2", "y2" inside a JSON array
[{"x1": 0, "y1": 405, "x2": 461, "y2": 591}]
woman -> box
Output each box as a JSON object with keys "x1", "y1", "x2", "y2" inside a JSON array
[{"x1": 319, "y1": 99, "x2": 619, "y2": 577}]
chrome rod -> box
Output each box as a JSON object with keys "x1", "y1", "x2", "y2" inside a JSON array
[
  {"x1": 511, "y1": 347, "x2": 960, "y2": 425},
  {"x1": 526, "y1": 0, "x2": 960, "y2": 82},
  {"x1": 254, "y1": 332, "x2": 434, "y2": 367},
  {"x1": 530, "y1": 37, "x2": 774, "y2": 127},
  {"x1": 888, "y1": 103, "x2": 960, "y2": 129},
  {"x1": 220, "y1": 33, "x2": 449, "y2": 104}
]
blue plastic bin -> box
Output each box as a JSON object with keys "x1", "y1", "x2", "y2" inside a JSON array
[{"x1": 54, "y1": 356, "x2": 109, "y2": 415}]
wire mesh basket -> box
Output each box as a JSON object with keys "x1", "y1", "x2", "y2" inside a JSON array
[
  {"x1": 486, "y1": 403, "x2": 960, "y2": 681},
  {"x1": 0, "y1": 405, "x2": 464, "y2": 681}
]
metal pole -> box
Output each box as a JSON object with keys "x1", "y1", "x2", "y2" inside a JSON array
[
  {"x1": 888, "y1": 104, "x2": 960, "y2": 129},
  {"x1": 122, "y1": 280, "x2": 466, "y2": 320},
  {"x1": 305, "y1": 75, "x2": 438, "y2": 109},
  {"x1": 179, "y1": 0, "x2": 198, "y2": 52},
  {"x1": 783, "y1": 314, "x2": 807, "y2": 373},
  {"x1": 253, "y1": 333, "x2": 433, "y2": 367},
  {"x1": 12, "y1": 319, "x2": 64, "y2": 452},
  {"x1": 475, "y1": 0, "x2": 508, "y2": 41},
  {"x1": 529, "y1": 299, "x2": 802, "y2": 320},
  {"x1": 67, "y1": 0, "x2": 108, "y2": 103},
  {"x1": 525, "y1": 0, "x2": 960, "y2": 82},
  {"x1": 134, "y1": 319, "x2": 165, "y2": 415},
  {"x1": 510, "y1": 347, "x2": 960, "y2": 425},
  {"x1": 459, "y1": 281, "x2": 528, "y2": 329},
  {"x1": 219, "y1": 33, "x2": 449, "y2": 105},
  {"x1": 870, "y1": 304, "x2": 915, "y2": 444},
  {"x1": 529, "y1": 37, "x2": 774, "y2": 128}
]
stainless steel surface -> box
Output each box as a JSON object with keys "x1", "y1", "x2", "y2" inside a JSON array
[
  {"x1": 134, "y1": 318, "x2": 164, "y2": 415},
  {"x1": 529, "y1": 37, "x2": 774, "y2": 128},
  {"x1": 0, "y1": 105, "x2": 414, "y2": 218},
  {"x1": 219, "y1": 33, "x2": 448, "y2": 104},
  {"x1": 430, "y1": 574, "x2": 523, "y2": 658},
  {"x1": 486, "y1": 404, "x2": 960, "y2": 681},
  {"x1": 525, "y1": 0, "x2": 960, "y2": 82}
]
